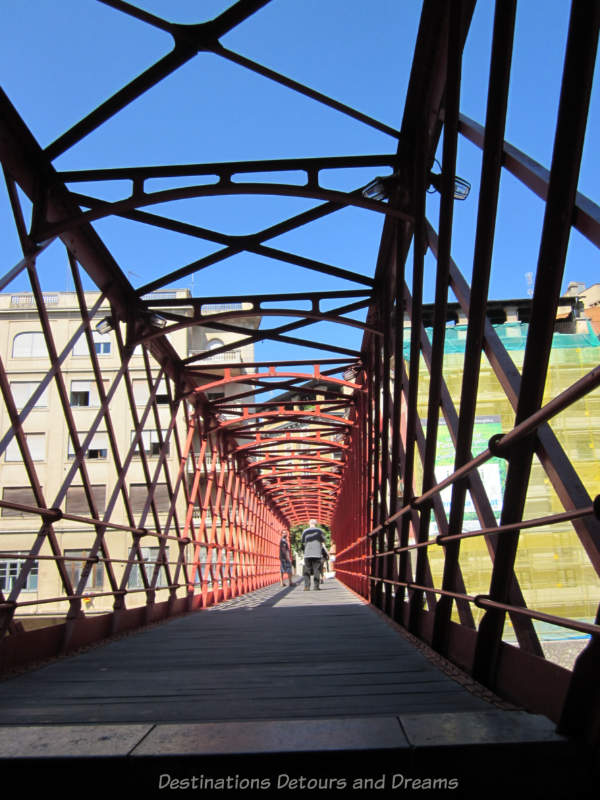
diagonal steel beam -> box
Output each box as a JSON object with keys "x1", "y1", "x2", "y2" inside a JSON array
[{"x1": 47, "y1": 0, "x2": 273, "y2": 160}]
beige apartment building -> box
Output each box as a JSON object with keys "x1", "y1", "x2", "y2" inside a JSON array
[
  {"x1": 565, "y1": 281, "x2": 600, "y2": 335},
  {"x1": 0, "y1": 289, "x2": 258, "y2": 623}
]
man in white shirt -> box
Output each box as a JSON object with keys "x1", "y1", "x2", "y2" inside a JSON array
[{"x1": 301, "y1": 519, "x2": 328, "y2": 591}]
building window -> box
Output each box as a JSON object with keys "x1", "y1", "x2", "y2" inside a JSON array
[
  {"x1": 10, "y1": 381, "x2": 49, "y2": 409},
  {"x1": 64, "y1": 549, "x2": 103, "y2": 590},
  {"x1": 127, "y1": 546, "x2": 167, "y2": 588},
  {"x1": 154, "y1": 378, "x2": 170, "y2": 404},
  {"x1": 4, "y1": 433, "x2": 45, "y2": 462},
  {"x1": 132, "y1": 378, "x2": 169, "y2": 406},
  {"x1": 69, "y1": 380, "x2": 102, "y2": 408},
  {"x1": 70, "y1": 390, "x2": 89, "y2": 407},
  {"x1": 0, "y1": 553, "x2": 38, "y2": 592},
  {"x1": 132, "y1": 380, "x2": 148, "y2": 407},
  {"x1": 12, "y1": 331, "x2": 47, "y2": 358},
  {"x1": 129, "y1": 483, "x2": 171, "y2": 514},
  {"x1": 1, "y1": 487, "x2": 39, "y2": 517},
  {"x1": 95, "y1": 340, "x2": 111, "y2": 355},
  {"x1": 131, "y1": 430, "x2": 170, "y2": 457},
  {"x1": 68, "y1": 432, "x2": 109, "y2": 460},
  {"x1": 65, "y1": 485, "x2": 106, "y2": 515},
  {"x1": 72, "y1": 331, "x2": 111, "y2": 357}
]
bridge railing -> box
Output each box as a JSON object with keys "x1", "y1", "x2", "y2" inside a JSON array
[
  {"x1": 0, "y1": 271, "x2": 282, "y2": 673},
  {"x1": 334, "y1": 0, "x2": 600, "y2": 753}
]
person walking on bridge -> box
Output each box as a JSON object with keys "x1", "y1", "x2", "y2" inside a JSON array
[
  {"x1": 279, "y1": 530, "x2": 294, "y2": 586},
  {"x1": 301, "y1": 519, "x2": 327, "y2": 591}
]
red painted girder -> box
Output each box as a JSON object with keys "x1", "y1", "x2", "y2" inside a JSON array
[
  {"x1": 217, "y1": 407, "x2": 353, "y2": 430},
  {"x1": 194, "y1": 367, "x2": 362, "y2": 395},
  {"x1": 243, "y1": 454, "x2": 344, "y2": 471},
  {"x1": 234, "y1": 434, "x2": 349, "y2": 454}
]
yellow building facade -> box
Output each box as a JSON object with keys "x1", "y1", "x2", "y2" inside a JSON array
[{"x1": 413, "y1": 312, "x2": 600, "y2": 642}]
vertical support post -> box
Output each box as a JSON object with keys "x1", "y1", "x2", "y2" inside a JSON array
[
  {"x1": 432, "y1": 0, "x2": 518, "y2": 655},
  {"x1": 409, "y1": 0, "x2": 462, "y2": 636},
  {"x1": 473, "y1": 0, "x2": 600, "y2": 686}
]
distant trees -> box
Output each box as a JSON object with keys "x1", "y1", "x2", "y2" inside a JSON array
[{"x1": 289, "y1": 521, "x2": 331, "y2": 554}]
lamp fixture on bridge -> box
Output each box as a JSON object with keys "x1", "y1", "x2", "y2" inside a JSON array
[
  {"x1": 95, "y1": 316, "x2": 115, "y2": 335},
  {"x1": 147, "y1": 312, "x2": 168, "y2": 329},
  {"x1": 428, "y1": 170, "x2": 471, "y2": 200},
  {"x1": 361, "y1": 173, "x2": 398, "y2": 202},
  {"x1": 362, "y1": 167, "x2": 470, "y2": 202},
  {"x1": 427, "y1": 159, "x2": 471, "y2": 200},
  {"x1": 96, "y1": 311, "x2": 167, "y2": 336},
  {"x1": 343, "y1": 362, "x2": 362, "y2": 382}
]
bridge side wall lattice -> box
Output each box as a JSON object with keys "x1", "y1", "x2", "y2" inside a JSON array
[{"x1": 334, "y1": 1, "x2": 600, "y2": 752}]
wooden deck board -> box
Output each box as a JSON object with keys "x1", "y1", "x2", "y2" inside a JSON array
[{"x1": 0, "y1": 579, "x2": 496, "y2": 724}]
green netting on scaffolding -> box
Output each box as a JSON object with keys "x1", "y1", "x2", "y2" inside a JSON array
[{"x1": 410, "y1": 320, "x2": 600, "y2": 358}]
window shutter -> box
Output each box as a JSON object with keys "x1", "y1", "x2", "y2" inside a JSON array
[
  {"x1": 4, "y1": 437, "x2": 21, "y2": 461},
  {"x1": 12, "y1": 331, "x2": 47, "y2": 358},
  {"x1": 68, "y1": 431, "x2": 108, "y2": 458},
  {"x1": 132, "y1": 380, "x2": 149, "y2": 407},
  {"x1": 72, "y1": 330, "x2": 111, "y2": 357},
  {"x1": 72, "y1": 333, "x2": 88, "y2": 357},
  {"x1": 9, "y1": 382, "x2": 31, "y2": 407},
  {"x1": 70, "y1": 380, "x2": 103, "y2": 406},
  {"x1": 31, "y1": 332, "x2": 45, "y2": 356},
  {"x1": 155, "y1": 378, "x2": 169, "y2": 403},
  {"x1": 90, "y1": 431, "x2": 108, "y2": 456},
  {"x1": 65, "y1": 485, "x2": 106, "y2": 515},
  {"x1": 27, "y1": 434, "x2": 45, "y2": 461},
  {"x1": 10, "y1": 382, "x2": 49, "y2": 409},
  {"x1": 5, "y1": 433, "x2": 45, "y2": 462},
  {"x1": 130, "y1": 429, "x2": 150, "y2": 452},
  {"x1": 1, "y1": 487, "x2": 38, "y2": 516},
  {"x1": 89, "y1": 382, "x2": 102, "y2": 407},
  {"x1": 129, "y1": 483, "x2": 170, "y2": 513},
  {"x1": 129, "y1": 485, "x2": 145, "y2": 513}
]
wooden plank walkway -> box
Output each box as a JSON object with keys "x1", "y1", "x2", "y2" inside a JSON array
[
  {"x1": 0, "y1": 579, "x2": 502, "y2": 725},
  {"x1": 1, "y1": 579, "x2": 591, "y2": 798}
]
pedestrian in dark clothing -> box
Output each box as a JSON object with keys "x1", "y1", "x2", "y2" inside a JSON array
[
  {"x1": 320, "y1": 545, "x2": 329, "y2": 583},
  {"x1": 279, "y1": 531, "x2": 293, "y2": 586},
  {"x1": 301, "y1": 519, "x2": 327, "y2": 591}
]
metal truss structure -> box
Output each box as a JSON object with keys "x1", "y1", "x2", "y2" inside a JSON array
[{"x1": 0, "y1": 0, "x2": 599, "y2": 751}]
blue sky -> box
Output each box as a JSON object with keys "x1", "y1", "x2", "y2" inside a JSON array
[{"x1": 1, "y1": 0, "x2": 598, "y2": 361}]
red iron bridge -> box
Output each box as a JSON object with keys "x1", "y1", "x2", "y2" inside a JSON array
[{"x1": 0, "y1": 1, "x2": 599, "y2": 796}]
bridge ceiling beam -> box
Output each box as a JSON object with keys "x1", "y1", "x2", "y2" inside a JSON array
[
  {"x1": 118, "y1": 202, "x2": 376, "y2": 295},
  {"x1": 0, "y1": 92, "x2": 197, "y2": 397},
  {"x1": 43, "y1": 0, "x2": 274, "y2": 161},
  {"x1": 36, "y1": 180, "x2": 412, "y2": 244}
]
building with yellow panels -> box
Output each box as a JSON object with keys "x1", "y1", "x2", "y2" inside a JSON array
[{"x1": 411, "y1": 298, "x2": 600, "y2": 644}]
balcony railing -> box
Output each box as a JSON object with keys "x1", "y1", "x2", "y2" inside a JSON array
[
  {"x1": 188, "y1": 348, "x2": 243, "y2": 362},
  {"x1": 11, "y1": 293, "x2": 59, "y2": 306}
]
